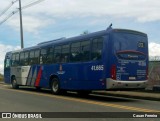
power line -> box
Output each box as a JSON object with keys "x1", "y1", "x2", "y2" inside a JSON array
[
  {"x1": 0, "y1": 0, "x2": 45, "y2": 26},
  {"x1": 0, "y1": 0, "x2": 19, "y2": 18},
  {"x1": 0, "y1": 9, "x2": 19, "y2": 26},
  {"x1": 22, "y1": 0, "x2": 45, "y2": 10}
]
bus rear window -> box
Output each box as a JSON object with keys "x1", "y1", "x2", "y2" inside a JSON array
[{"x1": 116, "y1": 51, "x2": 146, "y2": 60}]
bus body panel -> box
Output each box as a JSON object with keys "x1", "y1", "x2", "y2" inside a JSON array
[
  {"x1": 10, "y1": 66, "x2": 30, "y2": 85},
  {"x1": 38, "y1": 61, "x2": 106, "y2": 90}
]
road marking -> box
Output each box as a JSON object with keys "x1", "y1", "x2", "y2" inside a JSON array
[
  {"x1": 2, "y1": 85, "x2": 10, "y2": 87},
  {"x1": 0, "y1": 87, "x2": 160, "y2": 112}
]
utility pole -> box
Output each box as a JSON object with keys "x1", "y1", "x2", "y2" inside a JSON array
[{"x1": 19, "y1": 0, "x2": 24, "y2": 48}]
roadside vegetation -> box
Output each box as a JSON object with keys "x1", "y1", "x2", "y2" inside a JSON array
[{"x1": 0, "y1": 74, "x2": 3, "y2": 81}]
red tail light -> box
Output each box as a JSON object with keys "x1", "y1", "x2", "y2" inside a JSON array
[{"x1": 111, "y1": 65, "x2": 116, "y2": 80}]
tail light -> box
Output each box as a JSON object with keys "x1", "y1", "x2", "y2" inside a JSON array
[{"x1": 111, "y1": 65, "x2": 116, "y2": 80}]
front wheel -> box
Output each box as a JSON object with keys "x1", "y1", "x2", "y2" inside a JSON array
[
  {"x1": 51, "y1": 78, "x2": 61, "y2": 95},
  {"x1": 11, "y1": 77, "x2": 19, "y2": 89}
]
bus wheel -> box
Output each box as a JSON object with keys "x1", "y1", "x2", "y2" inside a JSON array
[
  {"x1": 51, "y1": 78, "x2": 61, "y2": 95},
  {"x1": 11, "y1": 77, "x2": 19, "y2": 89}
]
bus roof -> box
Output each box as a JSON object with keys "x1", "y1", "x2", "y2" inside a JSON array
[
  {"x1": 36, "y1": 29, "x2": 108, "y2": 47},
  {"x1": 113, "y1": 29, "x2": 147, "y2": 37},
  {"x1": 20, "y1": 29, "x2": 108, "y2": 52},
  {"x1": 9, "y1": 28, "x2": 147, "y2": 53}
]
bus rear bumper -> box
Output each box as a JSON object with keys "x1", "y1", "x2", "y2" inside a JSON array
[{"x1": 106, "y1": 78, "x2": 147, "y2": 90}]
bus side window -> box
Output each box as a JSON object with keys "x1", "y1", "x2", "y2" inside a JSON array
[
  {"x1": 61, "y1": 44, "x2": 69, "y2": 63},
  {"x1": 71, "y1": 42, "x2": 81, "y2": 62},
  {"x1": 5, "y1": 59, "x2": 11, "y2": 68},
  {"x1": 15, "y1": 53, "x2": 20, "y2": 66},
  {"x1": 24, "y1": 52, "x2": 29, "y2": 66},
  {"x1": 34, "y1": 50, "x2": 40, "y2": 64},
  {"x1": 91, "y1": 38, "x2": 103, "y2": 60},
  {"x1": 11, "y1": 54, "x2": 16, "y2": 66},
  {"x1": 29, "y1": 51, "x2": 35, "y2": 65},
  {"x1": 81, "y1": 40, "x2": 90, "y2": 61},
  {"x1": 20, "y1": 52, "x2": 25, "y2": 66},
  {"x1": 46, "y1": 47, "x2": 53, "y2": 64},
  {"x1": 40, "y1": 48, "x2": 47, "y2": 64},
  {"x1": 53, "y1": 46, "x2": 61, "y2": 63}
]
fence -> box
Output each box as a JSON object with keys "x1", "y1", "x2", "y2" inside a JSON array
[{"x1": 148, "y1": 56, "x2": 160, "y2": 89}]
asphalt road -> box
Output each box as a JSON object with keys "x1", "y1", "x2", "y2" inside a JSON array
[{"x1": 0, "y1": 83, "x2": 160, "y2": 121}]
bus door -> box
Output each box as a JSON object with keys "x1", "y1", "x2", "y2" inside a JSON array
[{"x1": 4, "y1": 52, "x2": 12, "y2": 84}]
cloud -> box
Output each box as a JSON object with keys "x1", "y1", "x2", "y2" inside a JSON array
[
  {"x1": 0, "y1": 44, "x2": 20, "y2": 74},
  {"x1": 22, "y1": 0, "x2": 160, "y2": 22},
  {"x1": 149, "y1": 42, "x2": 160, "y2": 57},
  {"x1": 1, "y1": 0, "x2": 160, "y2": 34},
  {"x1": 6, "y1": 15, "x2": 52, "y2": 33},
  {"x1": 0, "y1": 1, "x2": 9, "y2": 11}
]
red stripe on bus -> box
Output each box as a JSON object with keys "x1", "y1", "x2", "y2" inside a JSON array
[{"x1": 35, "y1": 67, "x2": 42, "y2": 87}]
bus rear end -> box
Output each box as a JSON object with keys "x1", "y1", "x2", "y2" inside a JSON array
[{"x1": 107, "y1": 29, "x2": 148, "y2": 90}]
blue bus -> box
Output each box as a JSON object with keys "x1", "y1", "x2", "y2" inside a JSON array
[{"x1": 4, "y1": 27, "x2": 148, "y2": 95}]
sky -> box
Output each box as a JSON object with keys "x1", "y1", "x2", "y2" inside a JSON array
[{"x1": 0, "y1": 0, "x2": 160, "y2": 73}]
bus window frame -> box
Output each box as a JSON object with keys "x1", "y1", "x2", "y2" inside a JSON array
[
  {"x1": 40, "y1": 46, "x2": 53, "y2": 64},
  {"x1": 4, "y1": 58, "x2": 11, "y2": 69},
  {"x1": 11, "y1": 53, "x2": 20, "y2": 67},
  {"x1": 11, "y1": 53, "x2": 16, "y2": 67},
  {"x1": 53, "y1": 45, "x2": 62, "y2": 63},
  {"x1": 91, "y1": 37, "x2": 103, "y2": 61},
  {"x1": 80, "y1": 40, "x2": 91, "y2": 62},
  {"x1": 15, "y1": 53, "x2": 20, "y2": 66},
  {"x1": 20, "y1": 52, "x2": 25, "y2": 66},
  {"x1": 70, "y1": 41, "x2": 81, "y2": 62},
  {"x1": 34, "y1": 49, "x2": 40, "y2": 64},
  {"x1": 61, "y1": 44, "x2": 70, "y2": 63},
  {"x1": 24, "y1": 51, "x2": 29, "y2": 66}
]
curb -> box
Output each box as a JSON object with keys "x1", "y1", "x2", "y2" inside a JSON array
[{"x1": 92, "y1": 91, "x2": 160, "y2": 101}]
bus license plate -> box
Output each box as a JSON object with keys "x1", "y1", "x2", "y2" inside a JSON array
[{"x1": 129, "y1": 77, "x2": 136, "y2": 80}]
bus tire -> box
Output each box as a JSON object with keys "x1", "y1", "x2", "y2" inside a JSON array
[
  {"x1": 11, "y1": 77, "x2": 19, "y2": 89},
  {"x1": 51, "y1": 78, "x2": 61, "y2": 95}
]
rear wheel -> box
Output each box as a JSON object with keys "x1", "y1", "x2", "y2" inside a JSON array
[
  {"x1": 51, "y1": 78, "x2": 61, "y2": 95},
  {"x1": 11, "y1": 77, "x2": 19, "y2": 89}
]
